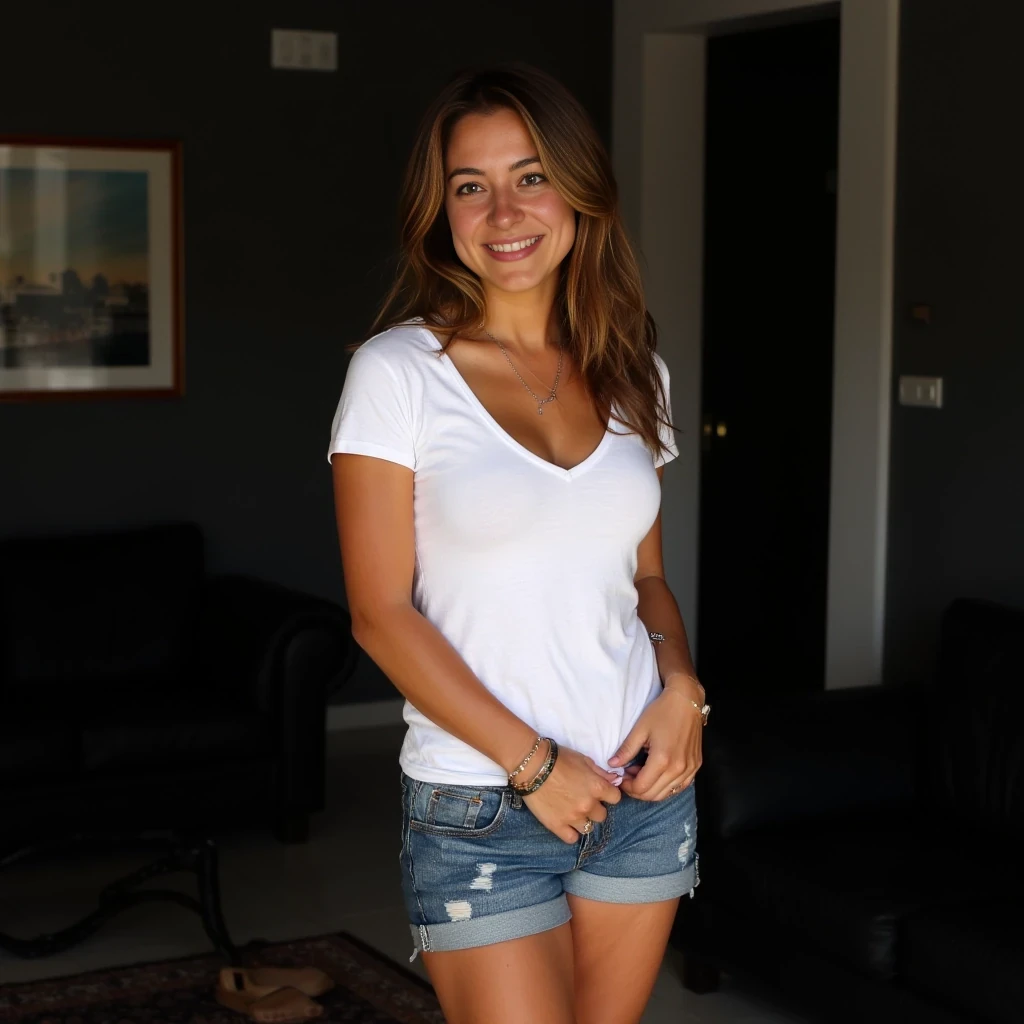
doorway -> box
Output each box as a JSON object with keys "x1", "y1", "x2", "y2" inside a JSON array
[{"x1": 696, "y1": 17, "x2": 840, "y2": 694}]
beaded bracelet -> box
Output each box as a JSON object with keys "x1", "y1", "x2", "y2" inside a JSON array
[
  {"x1": 511, "y1": 738, "x2": 559, "y2": 795},
  {"x1": 508, "y1": 736, "x2": 543, "y2": 785}
]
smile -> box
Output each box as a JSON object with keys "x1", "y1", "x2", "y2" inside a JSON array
[
  {"x1": 485, "y1": 235, "x2": 541, "y2": 253},
  {"x1": 482, "y1": 235, "x2": 544, "y2": 262}
]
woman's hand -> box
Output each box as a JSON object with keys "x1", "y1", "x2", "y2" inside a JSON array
[
  {"x1": 608, "y1": 676, "x2": 704, "y2": 800},
  {"x1": 522, "y1": 744, "x2": 622, "y2": 844}
]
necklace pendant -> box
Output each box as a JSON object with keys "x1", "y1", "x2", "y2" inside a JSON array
[{"x1": 537, "y1": 406, "x2": 544, "y2": 415}]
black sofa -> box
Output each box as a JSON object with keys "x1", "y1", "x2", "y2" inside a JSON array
[
  {"x1": 0, "y1": 523, "x2": 359, "y2": 846},
  {"x1": 673, "y1": 598, "x2": 1024, "y2": 1024}
]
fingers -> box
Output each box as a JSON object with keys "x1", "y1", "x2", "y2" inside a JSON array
[
  {"x1": 648, "y1": 774, "x2": 693, "y2": 802},
  {"x1": 584, "y1": 755, "x2": 621, "y2": 784},
  {"x1": 622, "y1": 752, "x2": 700, "y2": 801},
  {"x1": 557, "y1": 812, "x2": 599, "y2": 844},
  {"x1": 621, "y1": 751, "x2": 670, "y2": 798},
  {"x1": 607, "y1": 728, "x2": 645, "y2": 768},
  {"x1": 579, "y1": 758, "x2": 621, "y2": 805}
]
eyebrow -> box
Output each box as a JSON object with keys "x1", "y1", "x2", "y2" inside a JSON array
[{"x1": 447, "y1": 156, "x2": 541, "y2": 181}]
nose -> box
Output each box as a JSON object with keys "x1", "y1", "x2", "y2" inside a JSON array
[{"x1": 486, "y1": 184, "x2": 523, "y2": 231}]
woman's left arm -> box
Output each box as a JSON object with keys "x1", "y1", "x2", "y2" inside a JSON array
[{"x1": 608, "y1": 468, "x2": 706, "y2": 800}]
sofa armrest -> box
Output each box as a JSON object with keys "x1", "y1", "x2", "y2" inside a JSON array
[
  {"x1": 198, "y1": 575, "x2": 359, "y2": 712},
  {"x1": 199, "y1": 576, "x2": 359, "y2": 818},
  {"x1": 698, "y1": 684, "x2": 919, "y2": 842}
]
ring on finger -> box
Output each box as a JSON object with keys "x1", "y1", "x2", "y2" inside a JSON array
[{"x1": 579, "y1": 818, "x2": 594, "y2": 835}]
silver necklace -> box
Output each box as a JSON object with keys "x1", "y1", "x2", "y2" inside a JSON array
[{"x1": 484, "y1": 329, "x2": 564, "y2": 416}]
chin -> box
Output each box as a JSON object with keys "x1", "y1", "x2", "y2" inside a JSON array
[
  {"x1": 482, "y1": 272, "x2": 549, "y2": 294},
  {"x1": 477, "y1": 258, "x2": 563, "y2": 291}
]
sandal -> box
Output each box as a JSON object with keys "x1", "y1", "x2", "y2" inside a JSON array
[
  {"x1": 241, "y1": 966, "x2": 335, "y2": 998},
  {"x1": 215, "y1": 968, "x2": 324, "y2": 1022}
]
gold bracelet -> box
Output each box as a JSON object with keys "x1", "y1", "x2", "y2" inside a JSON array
[
  {"x1": 508, "y1": 736, "x2": 543, "y2": 784},
  {"x1": 661, "y1": 686, "x2": 712, "y2": 727},
  {"x1": 664, "y1": 672, "x2": 705, "y2": 703},
  {"x1": 513, "y1": 738, "x2": 559, "y2": 794}
]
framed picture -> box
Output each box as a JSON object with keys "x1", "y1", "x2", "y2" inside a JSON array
[{"x1": 0, "y1": 137, "x2": 183, "y2": 401}]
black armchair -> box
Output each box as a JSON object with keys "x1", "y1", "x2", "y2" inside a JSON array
[
  {"x1": 672, "y1": 599, "x2": 1024, "y2": 1024},
  {"x1": 0, "y1": 522, "x2": 359, "y2": 845}
]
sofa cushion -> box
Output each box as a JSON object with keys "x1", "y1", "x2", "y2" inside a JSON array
[
  {"x1": 698, "y1": 686, "x2": 916, "y2": 842},
  {"x1": 79, "y1": 689, "x2": 273, "y2": 770},
  {"x1": 0, "y1": 523, "x2": 204, "y2": 691},
  {"x1": 0, "y1": 761, "x2": 279, "y2": 840},
  {"x1": 903, "y1": 897, "x2": 1024, "y2": 1024},
  {"x1": 708, "y1": 816, "x2": 1001, "y2": 981}
]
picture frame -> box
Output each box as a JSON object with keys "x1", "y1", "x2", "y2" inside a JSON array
[{"x1": 0, "y1": 137, "x2": 183, "y2": 401}]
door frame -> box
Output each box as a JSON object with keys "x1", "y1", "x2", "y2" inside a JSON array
[{"x1": 613, "y1": 0, "x2": 900, "y2": 689}]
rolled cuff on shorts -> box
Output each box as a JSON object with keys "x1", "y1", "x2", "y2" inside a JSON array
[
  {"x1": 561, "y1": 863, "x2": 698, "y2": 904},
  {"x1": 410, "y1": 894, "x2": 571, "y2": 954}
]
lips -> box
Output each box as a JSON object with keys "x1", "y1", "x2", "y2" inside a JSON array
[{"x1": 482, "y1": 234, "x2": 544, "y2": 262}]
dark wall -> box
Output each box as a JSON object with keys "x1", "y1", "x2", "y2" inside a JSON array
[
  {"x1": 0, "y1": 1, "x2": 613, "y2": 702},
  {"x1": 885, "y1": 1, "x2": 1024, "y2": 683}
]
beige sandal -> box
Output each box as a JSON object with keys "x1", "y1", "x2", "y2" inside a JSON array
[
  {"x1": 242, "y1": 966, "x2": 335, "y2": 999},
  {"x1": 215, "y1": 968, "x2": 324, "y2": 1022}
]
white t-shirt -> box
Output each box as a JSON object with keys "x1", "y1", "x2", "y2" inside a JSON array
[{"x1": 327, "y1": 323, "x2": 678, "y2": 786}]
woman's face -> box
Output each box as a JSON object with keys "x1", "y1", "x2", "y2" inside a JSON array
[{"x1": 444, "y1": 107, "x2": 576, "y2": 297}]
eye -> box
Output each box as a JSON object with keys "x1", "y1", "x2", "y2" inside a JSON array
[
  {"x1": 521, "y1": 172, "x2": 547, "y2": 187},
  {"x1": 455, "y1": 181, "x2": 483, "y2": 195}
]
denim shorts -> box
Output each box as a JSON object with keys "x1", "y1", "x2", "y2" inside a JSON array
[{"x1": 399, "y1": 772, "x2": 699, "y2": 955}]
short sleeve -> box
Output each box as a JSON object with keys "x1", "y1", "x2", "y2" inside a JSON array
[
  {"x1": 327, "y1": 347, "x2": 416, "y2": 469},
  {"x1": 653, "y1": 353, "x2": 679, "y2": 469}
]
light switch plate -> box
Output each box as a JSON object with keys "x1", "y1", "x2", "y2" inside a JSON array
[
  {"x1": 898, "y1": 375, "x2": 943, "y2": 408},
  {"x1": 272, "y1": 29, "x2": 337, "y2": 71}
]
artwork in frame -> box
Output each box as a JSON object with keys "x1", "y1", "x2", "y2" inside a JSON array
[{"x1": 0, "y1": 137, "x2": 183, "y2": 401}]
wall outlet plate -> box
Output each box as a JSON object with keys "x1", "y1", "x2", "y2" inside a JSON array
[
  {"x1": 898, "y1": 375, "x2": 943, "y2": 408},
  {"x1": 271, "y1": 29, "x2": 337, "y2": 72}
]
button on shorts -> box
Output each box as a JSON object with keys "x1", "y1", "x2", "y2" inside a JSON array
[{"x1": 399, "y1": 772, "x2": 699, "y2": 955}]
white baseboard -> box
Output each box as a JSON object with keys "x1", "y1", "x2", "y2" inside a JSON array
[{"x1": 326, "y1": 699, "x2": 405, "y2": 731}]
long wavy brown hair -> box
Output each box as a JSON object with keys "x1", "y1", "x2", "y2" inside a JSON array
[{"x1": 368, "y1": 62, "x2": 673, "y2": 459}]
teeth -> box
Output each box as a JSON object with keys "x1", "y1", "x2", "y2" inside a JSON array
[{"x1": 487, "y1": 236, "x2": 540, "y2": 252}]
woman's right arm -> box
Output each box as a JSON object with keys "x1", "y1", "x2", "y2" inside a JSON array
[{"x1": 332, "y1": 452, "x2": 619, "y2": 842}]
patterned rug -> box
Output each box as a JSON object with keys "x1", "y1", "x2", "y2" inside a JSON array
[{"x1": 0, "y1": 933, "x2": 443, "y2": 1023}]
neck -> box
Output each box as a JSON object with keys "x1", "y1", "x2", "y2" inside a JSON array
[{"x1": 481, "y1": 277, "x2": 559, "y2": 357}]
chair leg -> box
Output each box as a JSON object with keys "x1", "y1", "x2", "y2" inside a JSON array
[
  {"x1": 0, "y1": 835, "x2": 238, "y2": 962},
  {"x1": 193, "y1": 837, "x2": 237, "y2": 961},
  {"x1": 273, "y1": 811, "x2": 310, "y2": 845},
  {"x1": 683, "y1": 955, "x2": 721, "y2": 994}
]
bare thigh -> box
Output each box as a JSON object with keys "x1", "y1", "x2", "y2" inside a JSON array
[
  {"x1": 567, "y1": 893, "x2": 680, "y2": 1024},
  {"x1": 422, "y1": 922, "x2": 576, "y2": 1024}
]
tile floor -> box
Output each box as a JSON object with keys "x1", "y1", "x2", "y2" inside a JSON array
[{"x1": 0, "y1": 726, "x2": 809, "y2": 1023}]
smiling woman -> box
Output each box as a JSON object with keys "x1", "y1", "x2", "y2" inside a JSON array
[
  {"x1": 370, "y1": 64, "x2": 671, "y2": 456},
  {"x1": 328, "y1": 64, "x2": 708, "y2": 1024}
]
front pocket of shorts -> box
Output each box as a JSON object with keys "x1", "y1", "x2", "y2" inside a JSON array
[{"x1": 408, "y1": 782, "x2": 510, "y2": 838}]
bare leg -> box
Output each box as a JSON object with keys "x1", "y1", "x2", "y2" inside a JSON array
[
  {"x1": 566, "y1": 894, "x2": 680, "y2": 1024},
  {"x1": 422, "y1": 922, "x2": 576, "y2": 1024}
]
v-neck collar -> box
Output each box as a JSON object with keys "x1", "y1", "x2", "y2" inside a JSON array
[{"x1": 423, "y1": 327, "x2": 614, "y2": 481}]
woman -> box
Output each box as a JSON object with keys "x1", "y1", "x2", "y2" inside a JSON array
[{"x1": 329, "y1": 63, "x2": 709, "y2": 1024}]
